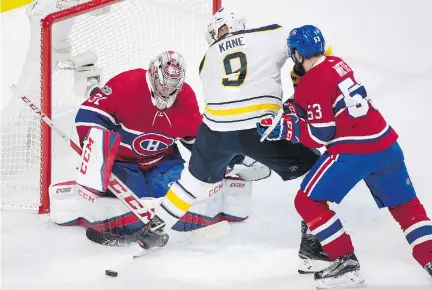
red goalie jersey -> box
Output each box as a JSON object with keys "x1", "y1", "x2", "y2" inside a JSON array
[
  {"x1": 293, "y1": 56, "x2": 398, "y2": 154},
  {"x1": 75, "y1": 68, "x2": 202, "y2": 170}
]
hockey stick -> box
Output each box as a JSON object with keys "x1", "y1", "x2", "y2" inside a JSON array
[{"x1": 12, "y1": 85, "x2": 228, "y2": 240}]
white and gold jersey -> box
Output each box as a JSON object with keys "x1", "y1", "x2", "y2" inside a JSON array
[{"x1": 199, "y1": 24, "x2": 289, "y2": 131}]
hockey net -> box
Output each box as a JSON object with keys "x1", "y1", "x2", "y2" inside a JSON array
[{"x1": 0, "y1": 0, "x2": 220, "y2": 213}]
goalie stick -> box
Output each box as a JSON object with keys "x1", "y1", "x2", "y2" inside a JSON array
[{"x1": 11, "y1": 85, "x2": 229, "y2": 252}]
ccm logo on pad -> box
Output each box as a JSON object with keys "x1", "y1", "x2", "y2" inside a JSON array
[{"x1": 230, "y1": 182, "x2": 245, "y2": 188}]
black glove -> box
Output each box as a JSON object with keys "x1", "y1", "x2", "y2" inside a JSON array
[{"x1": 290, "y1": 63, "x2": 306, "y2": 89}]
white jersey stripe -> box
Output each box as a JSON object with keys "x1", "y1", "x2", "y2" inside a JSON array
[{"x1": 328, "y1": 124, "x2": 390, "y2": 144}]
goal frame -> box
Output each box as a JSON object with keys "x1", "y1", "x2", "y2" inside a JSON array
[{"x1": 37, "y1": 0, "x2": 221, "y2": 213}]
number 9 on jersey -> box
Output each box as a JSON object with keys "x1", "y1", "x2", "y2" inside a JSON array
[{"x1": 222, "y1": 52, "x2": 247, "y2": 87}]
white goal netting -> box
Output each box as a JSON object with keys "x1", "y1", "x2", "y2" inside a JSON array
[{"x1": 1, "y1": 0, "x2": 214, "y2": 212}]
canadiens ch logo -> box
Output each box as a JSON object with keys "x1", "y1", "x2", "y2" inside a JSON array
[
  {"x1": 163, "y1": 64, "x2": 182, "y2": 78},
  {"x1": 132, "y1": 133, "x2": 175, "y2": 156}
]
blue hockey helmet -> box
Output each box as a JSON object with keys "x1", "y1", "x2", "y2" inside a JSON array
[{"x1": 287, "y1": 25, "x2": 325, "y2": 59}]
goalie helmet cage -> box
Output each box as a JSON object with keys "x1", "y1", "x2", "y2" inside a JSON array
[{"x1": 0, "y1": 0, "x2": 221, "y2": 213}]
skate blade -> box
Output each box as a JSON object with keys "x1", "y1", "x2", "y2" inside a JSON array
[
  {"x1": 132, "y1": 221, "x2": 230, "y2": 258},
  {"x1": 298, "y1": 258, "x2": 332, "y2": 274},
  {"x1": 183, "y1": 220, "x2": 230, "y2": 244},
  {"x1": 132, "y1": 246, "x2": 162, "y2": 259},
  {"x1": 316, "y1": 269, "x2": 365, "y2": 289}
]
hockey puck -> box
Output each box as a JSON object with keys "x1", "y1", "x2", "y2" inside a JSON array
[{"x1": 105, "y1": 270, "x2": 118, "y2": 277}]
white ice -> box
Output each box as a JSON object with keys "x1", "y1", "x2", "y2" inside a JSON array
[{"x1": 1, "y1": 0, "x2": 432, "y2": 289}]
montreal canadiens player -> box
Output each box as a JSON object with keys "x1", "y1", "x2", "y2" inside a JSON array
[
  {"x1": 138, "y1": 8, "x2": 331, "y2": 271},
  {"x1": 258, "y1": 25, "x2": 432, "y2": 288},
  {"x1": 49, "y1": 50, "x2": 268, "y2": 245}
]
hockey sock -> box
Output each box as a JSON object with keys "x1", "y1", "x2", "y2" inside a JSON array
[
  {"x1": 295, "y1": 190, "x2": 354, "y2": 260},
  {"x1": 389, "y1": 196, "x2": 432, "y2": 267}
]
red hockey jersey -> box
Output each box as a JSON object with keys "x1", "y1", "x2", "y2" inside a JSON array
[
  {"x1": 75, "y1": 68, "x2": 202, "y2": 170},
  {"x1": 293, "y1": 56, "x2": 398, "y2": 154}
]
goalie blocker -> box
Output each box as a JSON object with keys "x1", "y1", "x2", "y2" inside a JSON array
[{"x1": 50, "y1": 127, "x2": 263, "y2": 239}]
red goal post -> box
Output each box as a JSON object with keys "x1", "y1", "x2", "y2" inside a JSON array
[{"x1": 0, "y1": 0, "x2": 221, "y2": 213}]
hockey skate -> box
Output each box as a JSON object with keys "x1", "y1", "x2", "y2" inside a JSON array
[
  {"x1": 133, "y1": 216, "x2": 169, "y2": 258},
  {"x1": 298, "y1": 221, "x2": 333, "y2": 274},
  {"x1": 314, "y1": 252, "x2": 364, "y2": 289}
]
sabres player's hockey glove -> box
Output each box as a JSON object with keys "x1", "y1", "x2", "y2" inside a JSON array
[{"x1": 257, "y1": 113, "x2": 300, "y2": 143}]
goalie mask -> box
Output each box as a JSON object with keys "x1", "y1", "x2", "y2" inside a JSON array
[
  {"x1": 205, "y1": 7, "x2": 246, "y2": 45},
  {"x1": 147, "y1": 51, "x2": 186, "y2": 110}
]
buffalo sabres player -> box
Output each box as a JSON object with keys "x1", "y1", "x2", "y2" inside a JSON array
[
  {"x1": 141, "y1": 8, "x2": 329, "y2": 272},
  {"x1": 49, "y1": 50, "x2": 269, "y2": 245}
]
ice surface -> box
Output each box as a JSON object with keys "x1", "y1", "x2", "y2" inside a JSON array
[{"x1": 2, "y1": 0, "x2": 432, "y2": 289}]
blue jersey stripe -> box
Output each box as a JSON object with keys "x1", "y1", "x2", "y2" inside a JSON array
[
  {"x1": 76, "y1": 108, "x2": 143, "y2": 145},
  {"x1": 333, "y1": 98, "x2": 345, "y2": 116},
  {"x1": 309, "y1": 124, "x2": 336, "y2": 143},
  {"x1": 75, "y1": 108, "x2": 115, "y2": 129},
  {"x1": 406, "y1": 225, "x2": 432, "y2": 245},
  {"x1": 315, "y1": 218, "x2": 343, "y2": 242}
]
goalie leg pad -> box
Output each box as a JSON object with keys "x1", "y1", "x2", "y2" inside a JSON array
[
  {"x1": 50, "y1": 180, "x2": 161, "y2": 237},
  {"x1": 157, "y1": 168, "x2": 224, "y2": 230},
  {"x1": 221, "y1": 177, "x2": 252, "y2": 221},
  {"x1": 172, "y1": 177, "x2": 252, "y2": 232},
  {"x1": 53, "y1": 161, "x2": 159, "y2": 237}
]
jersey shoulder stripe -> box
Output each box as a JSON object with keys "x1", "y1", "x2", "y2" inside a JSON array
[
  {"x1": 210, "y1": 24, "x2": 283, "y2": 48},
  {"x1": 233, "y1": 24, "x2": 282, "y2": 35}
]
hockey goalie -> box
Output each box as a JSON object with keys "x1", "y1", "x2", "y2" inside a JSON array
[{"x1": 48, "y1": 50, "x2": 270, "y2": 246}]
